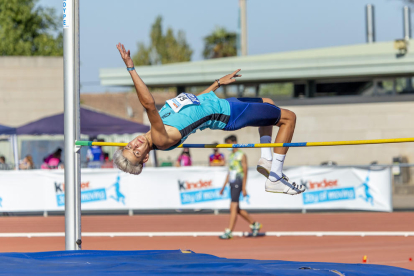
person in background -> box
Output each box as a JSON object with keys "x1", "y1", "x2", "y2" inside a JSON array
[
  {"x1": 103, "y1": 152, "x2": 109, "y2": 162},
  {"x1": 175, "y1": 148, "x2": 192, "y2": 167},
  {"x1": 41, "y1": 148, "x2": 63, "y2": 169},
  {"x1": 101, "y1": 152, "x2": 114, "y2": 168},
  {"x1": 19, "y1": 155, "x2": 34, "y2": 170},
  {"x1": 43, "y1": 148, "x2": 62, "y2": 164},
  {"x1": 0, "y1": 156, "x2": 8, "y2": 170},
  {"x1": 219, "y1": 135, "x2": 261, "y2": 239},
  {"x1": 97, "y1": 138, "x2": 108, "y2": 162},
  {"x1": 209, "y1": 142, "x2": 225, "y2": 166},
  {"x1": 86, "y1": 138, "x2": 103, "y2": 162}
]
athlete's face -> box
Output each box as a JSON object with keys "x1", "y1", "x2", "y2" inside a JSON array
[{"x1": 122, "y1": 135, "x2": 150, "y2": 165}]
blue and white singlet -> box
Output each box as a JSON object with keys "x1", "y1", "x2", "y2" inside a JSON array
[
  {"x1": 158, "y1": 91, "x2": 231, "y2": 150},
  {"x1": 157, "y1": 91, "x2": 281, "y2": 151}
]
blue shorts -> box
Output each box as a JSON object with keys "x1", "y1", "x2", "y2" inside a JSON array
[{"x1": 224, "y1": 98, "x2": 281, "y2": 131}]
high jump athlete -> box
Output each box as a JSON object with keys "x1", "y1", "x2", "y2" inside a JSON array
[{"x1": 113, "y1": 43, "x2": 305, "y2": 195}]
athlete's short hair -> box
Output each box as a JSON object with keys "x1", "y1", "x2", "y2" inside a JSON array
[
  {"x1": 113, "y1": 149, "x2": 143, "y2": 175},
  {"x1": 225, "y1": 135, "x2": 237, "y2": 143}
]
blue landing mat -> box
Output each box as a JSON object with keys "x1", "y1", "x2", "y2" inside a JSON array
[{"x1": 0, "y1": 250, "x2": 412, "y2": 275}]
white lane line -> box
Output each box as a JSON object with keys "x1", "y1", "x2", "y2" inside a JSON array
[
  {"x1": 0, "y1": 231, "x2": 413, "y2": 238},
  {"x1": 265, "y1": 231, "x2": 414, "y2": 237}
]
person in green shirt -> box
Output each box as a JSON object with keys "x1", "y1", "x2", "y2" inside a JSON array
[{"x1": 219, "y1": 135, "x2": 262, "y2": 239}]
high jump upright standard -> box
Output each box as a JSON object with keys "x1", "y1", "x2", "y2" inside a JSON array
[{"x1": 63, "y1": 0, "x2": 81, "y2": 250}]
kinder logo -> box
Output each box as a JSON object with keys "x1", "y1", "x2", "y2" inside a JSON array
[
  {"x1": 178, "y1": 180, "x2": 212, "y2": 191},
  {"x1": 178, "y1": 179, "x2": 229, "y2": 205},
  {"x1": 54, "y1": 181, "x2": 90, "y2": 193},
  {"x1": 55, "y1": 176, "x2": 125, "y2": 207},
  {"x1": 307, "y1": 179, "x2": 338, "y2": 190}
]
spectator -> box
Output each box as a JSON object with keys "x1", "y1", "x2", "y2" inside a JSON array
[
  {"x1": 86, "y1": 138, "x2": 103, "y2": 162},
  {"x1": 41, "y1": 148, "x2": 63, "y2": 169},
  {"x1": 97, "y1": 138, "x2": 108, "y2": 162},
  {"x1": 175, "y1": 148, "x2": 192, "y2": 167},
  {"x1": 43, "y1": 148, "x2": 62, "y2": 163},
  {"x1": 209, "y1": 142, "x2": 225, "y2": 166},
  {"x1": 19, "y1": 155, "x2": 34, "y2": 170},
  {"x1": 0, "y1": 156, "x2": 8, "y2": 170},
  {"x1": 101, "y1": 152, "x2": 114, "y2": 168}
]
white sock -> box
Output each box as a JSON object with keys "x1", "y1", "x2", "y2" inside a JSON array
[
  {"x1": 269, "y1": 153, "x2": 285, "y2": 181},
  {"x1": 260, "y1": 136, "x2": 272, "y2": 161}
]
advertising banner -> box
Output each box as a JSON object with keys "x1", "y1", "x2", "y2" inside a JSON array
[{"x1": 0, "y1": 166, "x2": 392, "y2": 212}]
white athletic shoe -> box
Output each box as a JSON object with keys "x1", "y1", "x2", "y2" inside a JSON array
[
  {"x1": 265, "y1": 177, "x2": 306, "y2": 195},
  {"x1": 257, "y1": 158, "x2": 289, "y2": 180}
]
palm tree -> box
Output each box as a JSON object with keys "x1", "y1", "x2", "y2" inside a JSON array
[{"x1": 203, "y1": 27, "x2": 237, "y2": 59}]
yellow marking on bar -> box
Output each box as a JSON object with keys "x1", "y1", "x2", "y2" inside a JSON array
[
  {"x1": 306, "y1": 138, "x2": 414, "y2": 147},
  {"x1": 90, "y1": 142, "x2": 128, "y2": 147}
]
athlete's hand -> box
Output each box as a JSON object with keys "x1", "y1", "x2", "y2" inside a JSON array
[
  {"x1": 219, "y1": 69, "x2": 242, "y2": 85},
  {"x1": 116, "y1": 43, "x2": 134, "y2": 68},
  {"x1": 242, "y1": 189, "x2": 248, "y2": 197},
  {"x1": 219, "y1": 187, "x2": 225, "y2": 195}
]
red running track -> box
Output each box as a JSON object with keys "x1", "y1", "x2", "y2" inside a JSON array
[{"x1": 0, "y1": 212, "x2": 413, "y2": 270}]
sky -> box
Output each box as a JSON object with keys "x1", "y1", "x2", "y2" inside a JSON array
[{"x1": 39, "y1": 0, "x2": 410, "y2": 93}]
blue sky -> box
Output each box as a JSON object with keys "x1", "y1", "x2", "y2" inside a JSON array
[{"x1": 40, "y1": 0, "x2": 409, "y2": 93}]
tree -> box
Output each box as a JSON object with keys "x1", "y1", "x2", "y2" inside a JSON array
[
  {"x1": 133, "y1": 16, "x2": 193, "y2": 66},
  {"x1": 203, "y1": 27, "x2": 237, "y2": 59},
  {"x1": 0, "y1": 0, "x2": 63, "y2": 56}
]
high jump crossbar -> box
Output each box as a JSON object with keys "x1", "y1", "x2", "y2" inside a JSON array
[{"x1": 75, "y1": 137, "x2": 414, "y2": 148}]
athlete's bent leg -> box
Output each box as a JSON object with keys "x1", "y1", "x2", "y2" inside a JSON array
[
  {"x1": 266, "y1": 108, "x2": 305, "y2": 195},
  {"x1": 260, "y1": 107, "x2": 296, "y2": 180},
  {"x1": 257, "y1": 99, "x2": 293, "y2": 180},
  {"x1": 258, "y1": 103, "x2": 305, "y2": 195},
  {"x1": 225, "y1": 97, "x2": 303, "y2": 194},
  {"x1": 274, "y1": 108, "x2": 296, "y2": 155}
]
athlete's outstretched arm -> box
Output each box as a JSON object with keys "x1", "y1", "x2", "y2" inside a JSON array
[
  {"x1": 116, "y1": 43, "x2": 170, "y2": 146},
  {"x1": 197, "y1": 69, "x2": 242, "y2": 96},
  {"x1": 116, "y1": 43, "x2": 155, "y2": 110}
]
